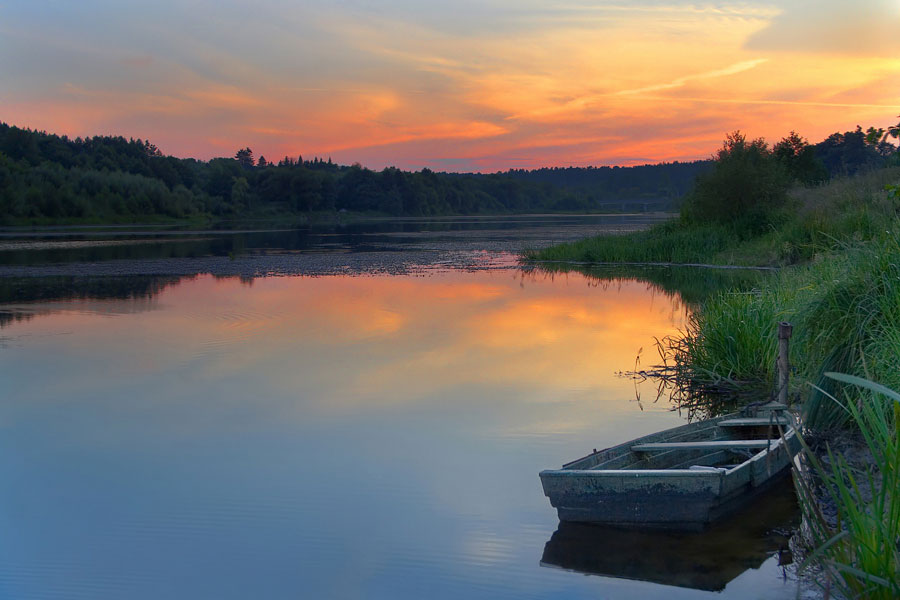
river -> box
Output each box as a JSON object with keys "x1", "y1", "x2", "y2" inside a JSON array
[{"x1": 0, "y1": 215, "x2": 805, "y2": 599}]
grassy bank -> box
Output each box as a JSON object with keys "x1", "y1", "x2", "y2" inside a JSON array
[
  {"x1": 527, "y1": 164, "x2": 900, "y2": 425},
  {"x1": 526, "y1": 134, "x2": 900, "y2": 596},
  {"x1": 663, "y1": 231, "x2": 900, "y2": 429},
  {"x1": 527, "y1": 166, "x2": 900, "y2": 268}
]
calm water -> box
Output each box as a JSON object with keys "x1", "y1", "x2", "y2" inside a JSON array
[{"x1": 0, "y1": 219, "x2": 799, "y2": 600}]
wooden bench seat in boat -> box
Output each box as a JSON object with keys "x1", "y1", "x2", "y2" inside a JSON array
[{"x1": 631, "y1": 439, "x2": 775, "y2": 452}]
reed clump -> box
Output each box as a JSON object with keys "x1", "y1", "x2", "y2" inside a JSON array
[
  {"x1": 666, "y1": 231, "x2": 900, "y2": 430},
  {"x1": 793, "y1": 374, "x2": 900, "y2": 599},
  {"x1": 524, "y1": 220, "x2": 735, "y2": 265}
]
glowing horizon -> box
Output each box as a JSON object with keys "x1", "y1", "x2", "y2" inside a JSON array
[{"x1": 1, "y1": 1, "x2": 898, "y2": 172}]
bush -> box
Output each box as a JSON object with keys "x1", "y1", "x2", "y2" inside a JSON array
[{"x1": 681, "y1": 131, "x2": 792, "y2": 234}]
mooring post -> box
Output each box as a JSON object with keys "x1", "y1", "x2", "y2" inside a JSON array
[{"x1": 777, "y1": 322, "x2": 793, "y2": 405}]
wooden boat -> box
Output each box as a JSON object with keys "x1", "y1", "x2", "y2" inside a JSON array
[
  {"x1": 540, "y1": 476, "x2": 799, "y2": 591},
  {"x1": 539, "y1": 403, "x2": 800, "y2": 529}
]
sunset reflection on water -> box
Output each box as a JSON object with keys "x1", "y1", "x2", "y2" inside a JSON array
[{"x1": 0, "y1": 270, "x2": 800, "y2": 599}]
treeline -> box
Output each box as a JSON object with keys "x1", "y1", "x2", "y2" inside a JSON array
[
  {"x1": 0, "y1": 123, "x2": 686, "y2": 223},
  {"x1": 503, "y1": 124, "x2": 894, "y2": 197},
  {"x1": 0, "y1": 121, "x2": 896, "y2": 223},
  {"x1": 530, "y1": 119, "x2": 900, "y2": 267},
  {"x1": 500, "y1": 161, "x2": 713, "y2": 206}
]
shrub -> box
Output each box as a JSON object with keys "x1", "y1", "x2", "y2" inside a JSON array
[{"x1": 681, "y1": 131, "x2": 792, "y2": 234}]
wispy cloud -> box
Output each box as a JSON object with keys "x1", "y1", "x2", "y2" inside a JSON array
[
  {"x1": 622, "y1": 96, "x2": 900, "y2": 110},
  {"x1": 615, "y1": 59, "x2": 769, "y2": 95},
  {"x1": 2, "y1": 1, "x2": 899, "y2": 170}
]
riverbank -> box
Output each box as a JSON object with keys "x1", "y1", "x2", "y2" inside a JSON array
[
  {"x1": 526, "y1": 165, "x2": 900, "y2": 598},
  {"x1": 526, "y1": 167, "x2": 900, "y2": 268},
  {"x1": 526, "y1": 168, "x2": 900, "y2": 404}
]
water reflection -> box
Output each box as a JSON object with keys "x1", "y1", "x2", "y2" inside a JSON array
[
  {"x1": 0, "y1": 214, "x2": 665, "y2": 266},
  {"x1": 541, "y1": 477, "x2": 799, "y2": 592},
  {"x1": 530, "y1": 263, "x2": 767, "y2": 306},
  {"x1": 0, "y1": 266, "x2": 799, "y2": 599}
]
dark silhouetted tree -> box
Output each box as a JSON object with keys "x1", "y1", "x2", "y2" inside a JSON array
[
  {"x1": 681, "y1": 131, "x2": 791, "y2": 234},
  {"x1": 235, "y1": 147, "x2": 254, "y2": 168},
  {"x1": 773, "y1": 131, "x2": 827, "y2": 185}
]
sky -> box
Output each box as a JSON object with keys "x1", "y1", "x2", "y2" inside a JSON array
[{"x1": 1, "y1": 1, "x2": 899, "y2": 171}]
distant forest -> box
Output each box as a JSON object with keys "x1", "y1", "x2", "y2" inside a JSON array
[{"x1": 0, "y1": 121, "x2": 892, "y2": 223}]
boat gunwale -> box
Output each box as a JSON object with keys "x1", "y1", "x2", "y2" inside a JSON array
[
  {"x1": 539, "y1": 468, "x2": 727, "y2": 477},
  {"x1": 542, "y1": 426, "x2": 796, "y2": 478}
]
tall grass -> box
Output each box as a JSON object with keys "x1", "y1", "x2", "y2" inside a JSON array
[
  {"x1": 665, "y1": 230, "x2": 900, "y2": 431},
  {"x1": 793, "y1": 373, "x2": 900, "y2": 599},
  {"x1": 526, "y1": 166, "x2": 900, "y2": 268},
  {"x1": 524, "y1": 220, "x2": 735, "y2": 265}
]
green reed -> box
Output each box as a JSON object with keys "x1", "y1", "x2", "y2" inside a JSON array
[
  {"x1": 664, "y1": 230, "x2": 900, "y2": 431},
  {"x1": 524, "y1": 220, "x2": 735, "y2": 265},
  {"x1": 793, "y1": 373, "x2": 900, "y2": 599}
]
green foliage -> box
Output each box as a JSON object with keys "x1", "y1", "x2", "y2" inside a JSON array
[
  {"x1": 773, "y1": 131, "x2": 828, "y2": 185},
  {"x1": 816, "y1": 126, "x2": 891, "y2": 176},
  {"x1": 680, "y1": 131, "x2": 792, "y2": 234},
  {"x1": 526, "y1": 220, "x2": 735, "y2": 264},
  {"x1": 527, "y1": 263, "x2": 763, "y2": 306},
  {"x1": 793, "y1": 374, "x2": 900, "y2": 599},
  {"x1": 235, "y1": 147, "x2": 255, "y2": 168},
  {"x1": 666, "y1": 229, "x2": 900, "y2": 430},
  {"x1": 3, "y1": 119, "x2": 893, "y2": 225},
  {"x1": 796, "y1": 238, "x2": 900, "y2": 429},
  {"x1": 886, "y1": 184, "x2": 900, "y2": 202},
  {"x1": 503, "y1": 160, "x2": 713, "y2": 206},
  {"x1": 531, "y1": 165, "x2": 900, "y2": 269},
  {"x1": 0, "y1": 122, "x2": 711, "y2": 224},
  {"x1": 622, "y1": 167, "x2": 900, "y2": 422}
]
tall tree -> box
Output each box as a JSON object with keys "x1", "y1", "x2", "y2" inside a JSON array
[
  {"x1": 235, "y1": 147, "x2": 255, "y2": 168},
  {"x1": 773, "y1": 131, "x2": 827, "y2": 185}
]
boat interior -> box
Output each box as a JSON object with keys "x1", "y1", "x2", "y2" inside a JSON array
[{"x1": 563, "y1": 414, "x2": 794, "y2": 472}]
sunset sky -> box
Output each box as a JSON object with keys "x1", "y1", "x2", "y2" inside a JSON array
[{"x1": 2, "y1": 1, "x2": 899, "y2": 171}]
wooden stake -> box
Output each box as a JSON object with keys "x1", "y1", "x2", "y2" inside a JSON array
[{"x1": 777, "y1": 322, "x2": 793, "y2": 406}]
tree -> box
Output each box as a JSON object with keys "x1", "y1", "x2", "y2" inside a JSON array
[
  {"x1": 815, "y1": 127, "x2": 884, "y2": 176},
  {"x1": 231, "y1": 176, "x2": 251, "y2": 210},
  {"x1": 888, "y1": 115, "x2": 900, "y2": 142},
  {"x1": 681, "y1": 131, "x2": 791, "y2": 234},
  {"x1": 865, "y1": 127, "x2": 894, "y2": 157},
  {"x1": 235, "y1": 147, "x2": 254, "y2": 168},
  {"x1": 257, "y1": 155, "x2": 268, "y2": 168},
  {"x1": 143, "y1": 140, "x2": 163, "y2": 157},
  {"x1": 773, "y1": 131, "x2": 827, "y2": 185}
]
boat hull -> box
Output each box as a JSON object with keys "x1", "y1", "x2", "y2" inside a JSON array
[{"x1": 539, "y1": 411, "x2": 799, "y2": 528}]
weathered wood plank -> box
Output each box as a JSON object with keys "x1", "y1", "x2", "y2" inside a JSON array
[{"x1": 632, "y1": 440, "x2": 774, "y2": 452}]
